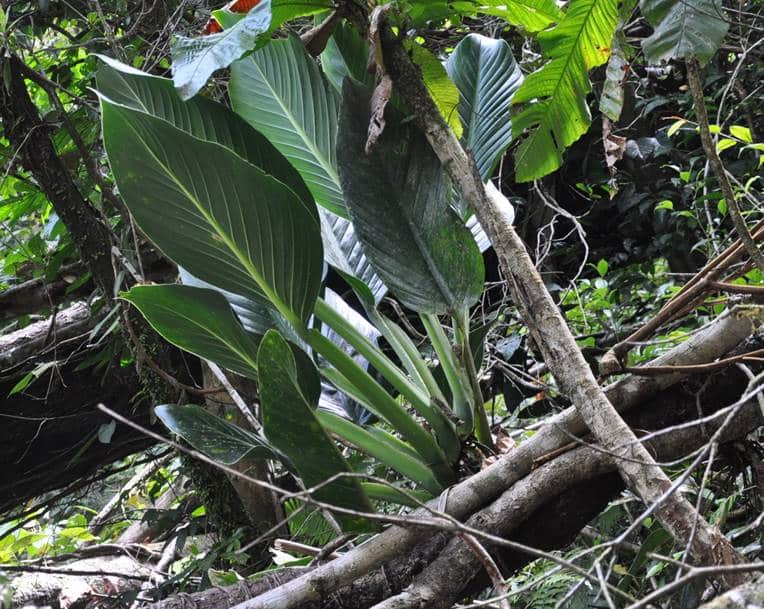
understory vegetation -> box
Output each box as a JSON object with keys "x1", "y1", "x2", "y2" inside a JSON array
[{"x1": 1, "y1": 0, "x2": 763, "y2": 608}]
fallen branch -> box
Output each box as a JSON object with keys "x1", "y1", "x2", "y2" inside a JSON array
[
  {"x1": 0, "y1": 263, "x2": 85, "y2": 322},
  {"x1": 372, "y1": 380, "x2": 764, "y2": 609},
  {"x1": 153, "y1": 371, "x2": 763, "y2": 609},
  {"x1": 600, "y1": 225, "x2": 764, "y2": 374},
  {"x1": 224, "y1": 304, "x2": 758, "y2": 609},
  {"x1": 0, "y1": 301, "x2": 102, "y2": 371}
]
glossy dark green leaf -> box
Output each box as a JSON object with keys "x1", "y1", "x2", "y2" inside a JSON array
[
  {"x1": 123, "y1": 284, "x2": 260, "y2": 379},
  {"x1": 178, "y1": 267, "x2": 281, "y2": 337},
  {"x1": 95, "y1": 55, "x2": 312, "y2": 207},
  {"x1": 170, "y1": 0, "x2": 271, "y2": 99},
  {"x1": 101, "y1": 99, "x2": 323, "y2": 328},
  {"x1": 446, "y1": 34, "x2": 523, "y2": 181},
  {"x1": 337, "y1": 80, "x2": 484, "y2": 315},
  {"x1": 258, "y1": 330, "x2": 375, "y2": 531},
  {"x1": 155, "y1": 404, "x2": 276, "y2": 464},
  {"x1": 640, "y1": 0, "x2": 728, "y2": 65}
]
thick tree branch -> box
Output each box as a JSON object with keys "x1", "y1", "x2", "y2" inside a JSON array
[
  {"x1": 372, "y1": 389, "x2": 764, "y2": 609},
  {"x1": 0, "y1": 55, "x2": 115, "y2": 294},
  {"x1": 377, "y1": 18, "x2": 748, "y2": 586},
  {"x1": 163, "y1": 369, "x2": 763, "y2": 609},
  {"x1": 0, "y1": 301, "x2": 101, "y2": 370},
  {"x1": 601, "y1": 222, "x2": 764, "y2": 373},
  {"x1": 0, "y1": 263, "x2": 85, "y2": 322}
]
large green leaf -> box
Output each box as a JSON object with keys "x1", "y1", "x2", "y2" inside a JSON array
[
  {"x1": 96, "y1": 56, "x2": 312, "y2": 207},
  {"x1": 640, "y1": 0, "x2": 728, "y2": 65},
  {"x1": 101, "y1": 99, "x2": 323, "y2": 328},
  {"x1": 407, "y1": 42, "x2": 463, "y2": 139},
  {"x1": 316, "y1": 411, "x2": 443, "y2": 494},
  {"x1": 446, "y1": 34, "x2": 523, "y2": 181},
  {"x1": 230, "y1": 36, "x2": 343, "y2": 216},
  {"x1": 229, "y1": 36, "x2": 384, "y2": 300},
  {"x1": 337, "y1": 80, "x2": 484, "y2": 315},
  {"x1": 475, "y1": 0, "x2": 563, "y2": 32},
  {"x1": 155, "y1": 404, "x2": 276, "y2": 464},
  {"x1": 123, "y1": 285, "x2": 260, "y2": 379},
  {"x1": 171, "y1": 0, "x2": 272, "y2": 100},
  {"x1": 97, "y1": 56, "x2": 320, "y2": 329},
  {"x1": 511, "y1": 0, "x2": 618, "y2": 182},
  {"x1": 258, "y1": 330, "x2": 374, "y2": 531}
]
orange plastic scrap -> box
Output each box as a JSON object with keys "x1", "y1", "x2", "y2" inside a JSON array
[{"x1": 202, "y1": 0, "x2": 262, "y2": 35}]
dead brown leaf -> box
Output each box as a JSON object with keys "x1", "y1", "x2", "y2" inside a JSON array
[{"x1": 365, "y1": 74, "x2": 393, "y2": 154}]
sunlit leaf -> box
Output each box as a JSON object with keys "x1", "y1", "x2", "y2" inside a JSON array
[{"x1": 511, "y1": 0, "x2": 618, "y2": 181}]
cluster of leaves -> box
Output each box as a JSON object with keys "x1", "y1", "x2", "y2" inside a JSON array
[
  {"x1": 2, "y1": 0, "x2": 763, "y2": 603},
  {"x1": 88, "y1": 0, "x2": 633, "y2": 532},
  {"x1": 97, "y1": 26, "x2": 517, "y2": 523}
]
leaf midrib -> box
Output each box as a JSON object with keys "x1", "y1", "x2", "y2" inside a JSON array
[
  {"x1": 514, "y1": 0, "x2": 606, "y2": 173},
  {"x1": 119, "y1": 110, "x2": 303, "y2": 329},
  {"x1": 241, "y1": 55, "x2": 342, "y2": 199}
]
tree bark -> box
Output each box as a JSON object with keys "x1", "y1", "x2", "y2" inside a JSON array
[
  {"x1": 686, "y1": 57, "x2": 764, "y2": 272},
  {"x1": 372, "y1": 395, "x2": 764, "y2": 609},
  {"x1": 378, "y1": 19, "x2": 750, "y2": 587},
  {"x1": 0, "y1": 56, "x2": 115, "y2": 294}
]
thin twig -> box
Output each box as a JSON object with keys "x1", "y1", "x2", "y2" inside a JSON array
[
  {"x1": 686, "y1": 57, "x2": 764, "y2": 272},
  {"x1": 206, "y1": 361, "x2": 261, "y2": 432},
  {"x1": 458, "y1": 533, "x2": 512, "y2": 609}
]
